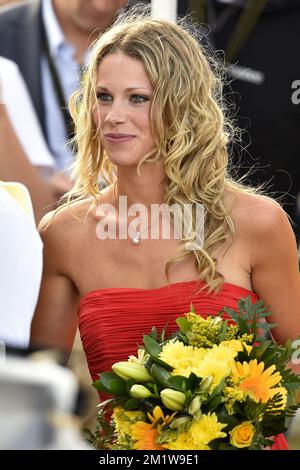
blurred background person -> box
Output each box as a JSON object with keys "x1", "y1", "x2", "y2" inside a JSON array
[
  {"x1": 0, "y1": 77, "x2": 43, "y2": 346},
  {"x1": 0, "y1": 0, "x2": 21, "y2": 6},
  {"x1": 179, "y1": 0, "x2": 300, "y2": 240},
  {"x1": 0, "y1": 181, "x2": 42, "y2": 348},
  {"x1": 0, "y1": 57, "x2": 73, "y2": 222},
  {"x1": 0, "y1": 0, "x2": 129, "y2": 171}
]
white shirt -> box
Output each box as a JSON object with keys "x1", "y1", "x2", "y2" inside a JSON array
[
  {"x1": 0, "y1": 57, "x2": 55, "y2": 171},
  {"x1": 0, "y1": 182, "x2": 43, "y2": 348},
  {"x1": 41, "y1": 0, "x2": 88, "y2": 170}
]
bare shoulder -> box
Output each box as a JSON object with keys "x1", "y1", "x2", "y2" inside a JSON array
[
  {"x1": 226, "y1": 191, "x2": 298, "y2": 276},
  {"x1": 38, "y1": 198, "x2": 95, "y2": 241},
  {"x1": 227, "y1": 191, "x2": 291, "y2": 238},
  {"x1": 37, "y1": 198, "x2": 98, "y2": 277}
]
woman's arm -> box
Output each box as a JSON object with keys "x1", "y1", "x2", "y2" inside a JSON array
[
  {"x1": 249, "y1": 197, "x2": 300, "y2": 375},
  {"x1": 30, "y1": 211, "x2": 79, "y2": 356}
]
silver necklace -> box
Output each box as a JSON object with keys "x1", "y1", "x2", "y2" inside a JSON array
[{"x1": 113, "y1": 182, "x2": 156, "y2": 245}]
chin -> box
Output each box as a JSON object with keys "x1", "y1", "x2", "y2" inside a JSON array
[{"x1": 106, "y1": 153, "x2": 141, "y2": 168}]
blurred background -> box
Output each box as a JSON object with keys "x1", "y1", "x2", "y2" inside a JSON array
[{"x1": 0, "y1": 0, "x2": 299, "y2": 449}]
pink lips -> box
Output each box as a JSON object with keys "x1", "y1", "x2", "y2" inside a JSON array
[{"x1": 105, "y1": 133, "x2": 135, "y2": 143}]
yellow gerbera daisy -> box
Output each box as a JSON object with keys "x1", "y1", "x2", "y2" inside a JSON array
[
  {"x1": 131, "y1": 406, "x2": 176, "y2": 450},
  {"x1": 131, "y1": 422, "x2": 165, "y2": 450},
  {"x1": 231, "y1": 359, "x2": 286, "y2": 406}
]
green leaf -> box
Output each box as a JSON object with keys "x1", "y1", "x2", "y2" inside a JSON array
[
  {"x1": 141, "y1": 398, "x2": 161, "y2": 413},
  {"x1": 97, "y1": 372, "x2": 127, "y2": 395},
  {"x1": 223, "y1": 307, "x2": 239, "y2": 324},
  {"x1": 216, "y1": 405, "x2": 240, "y2": 430},
  {"x1": 143, "y1": 334, "x2": 162, "y2": 357},
  {"x1": 210, "y1": 377, "x2": 226, "y2": 397},
  {"x1": 167, "y1": 375, "x2": 191, "y2": 393},
  {"x1": 151, "y1": 355, "x2": 174, "y2": 370},
  {"x1": 149, "y1": 327, "x2": 158, "y2": 341},
  {"x1": 144, "y1": 354, "x2": 173, "y2": 372},
  {"x1": 204, "y1": 395, "x2": 224, "y2": 412},
  {"x1": 236, "y1": 316, "x2": 250, "y2": 335},
  {"x1": 92, "y1": 379, "x2": 111, "y2": 394},
  {"x1": 185, "y1": 373, "x2": 200, "y2": 392},
  {"x1": 219, "y1": 320, "x2": 229, "y2": 342},
  {"x1": 260, "y1": 348, "x2": 277, "y2": 366},
  {"x1": 176, "y1": 317, "x2": 192, "y2": 334},
  {"x1": 123, "y1": 397, "x2": 141, "y2": 411},
  {"x1": 125, "y1": 378, "x2": 136, "y2": 394},
  {"x1": 110, "y1": 379, "x2": 127, "y2": 395},
  {"x1": 252, "y1": 340, "x2": 272, "y2": 360},
  {"x1": 151, "y1": 363, "x2": 172, "y2": 388},
  {"x1": 251, "y1": 310, "x2": 257, "y2": 341}
]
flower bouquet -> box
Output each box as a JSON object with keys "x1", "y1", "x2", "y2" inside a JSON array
[{"x1": 88, "y1": 297, "x2": 300, "y2": 450}]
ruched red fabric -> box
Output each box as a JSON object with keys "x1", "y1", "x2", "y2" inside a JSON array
[{"x1": 77, "y1": 279, "x2": 288, "y2": 450}]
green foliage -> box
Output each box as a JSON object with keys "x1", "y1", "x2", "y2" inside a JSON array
[
  {"x1": 93, "y1": 371, "x2": 127, "y2": 395},
  {"x1": 224, "y1": 295, "x2": 274, "y2": 341},
  {"x1": 143, "y1": 335, "x2": 173, "y2": 370},
  {"x1": 84, "y1": 407, "x2": 115, "y2": 449}
]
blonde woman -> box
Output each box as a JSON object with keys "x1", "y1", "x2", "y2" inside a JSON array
[{"x1": 30, "y1": 10, "x2": 300, "y2": 448}]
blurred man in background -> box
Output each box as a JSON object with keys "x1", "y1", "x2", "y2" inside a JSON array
[{"x1": 0, "y1": 0, "x2": 128, "y2": 170}]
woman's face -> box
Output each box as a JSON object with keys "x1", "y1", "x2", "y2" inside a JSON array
[{"x1": 93, "y1": 52, "x2": 156, "y2": 167}]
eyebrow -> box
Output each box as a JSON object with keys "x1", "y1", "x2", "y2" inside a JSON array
[{"x1": 96, "y1": 86, "x2": 152, "y2": 92}]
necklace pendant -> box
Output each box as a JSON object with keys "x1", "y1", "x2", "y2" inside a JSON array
[{"x1": 132, "y1": 231, "x2": 140, "y2": 245}]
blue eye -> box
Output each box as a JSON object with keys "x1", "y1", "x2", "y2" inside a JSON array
[
  {"x1": 131, "y1": 95, "x2": 149, "y2": 103},
  {"x1": 97, "y1": 92, "x2": 112, "y2": 102}
]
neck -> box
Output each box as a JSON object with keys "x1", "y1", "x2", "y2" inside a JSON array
[{"x1": 114, "y1": 164, "x2": 166, "y2": 210}]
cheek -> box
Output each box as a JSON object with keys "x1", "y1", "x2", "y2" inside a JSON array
[
  {"x1": 138, "y1": 108, "x2": 152, "y2": 135},
  {"x1": 92, "y1": 103, "x2": 102, "y2": 128}
]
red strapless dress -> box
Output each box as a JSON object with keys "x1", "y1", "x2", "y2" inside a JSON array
[{"x1": 77, "y1": 279, "x2": 288, "y2": 450}]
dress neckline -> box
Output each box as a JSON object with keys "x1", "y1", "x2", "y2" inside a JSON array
[{"x1": 79, "y1": 279, "x2": 257, "y2": 306}]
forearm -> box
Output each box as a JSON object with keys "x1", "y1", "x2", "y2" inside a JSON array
[{"x1": 0, "y1": 105, "x2": 56, "y2": 223}]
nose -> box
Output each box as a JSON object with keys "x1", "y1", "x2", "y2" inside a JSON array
[{"x1": 105, "y1": 100, "x2": 127, "y2": 125}]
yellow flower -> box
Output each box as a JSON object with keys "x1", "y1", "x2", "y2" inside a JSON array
[
  {"x1": 224, "y1": 386, "x2": 245, "y2": 415},
  {"x1": 131, "y1": 422, "x2": 165, "y2": 450},
  {"x1": 159, "y1": 340, "x2": 206, "y2": 377},
  {"x1": 147, "y1": 405, "x2": 177, "y2": 428},
  {"x1": 131, "y1": 406, "x2": 176, "y2": 450},
  {"x1": 221, "y1": 339, "x2": 252, "y2": 355},
  {"x1": 231, "y1": 359, "x2": 286, "y2": 406},
  {"x1": 164, "y1": 413, "x2": 227, "y2": 450},
  {"x1": 230, "y1": 421, "x2": 255, "y2": 448},
  {"x1": 206, "y1": 344, "x2": 238, "y2": 364},
  {"x1": 113, "y1": 406, "x2": 146, "y2": 444},
  {"x1": 195, "y1": 356, "x2": 231, "y2": 390},
  {"x1": 188, "y1": 344, "x2": 238, "y2": 391}
]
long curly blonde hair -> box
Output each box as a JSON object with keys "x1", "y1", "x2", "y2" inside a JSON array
[{"x1": 65, "y1": 7, "x2": 259, "y2": 292}]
